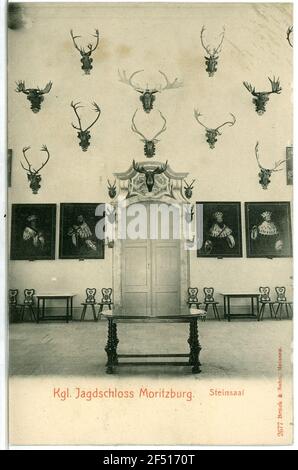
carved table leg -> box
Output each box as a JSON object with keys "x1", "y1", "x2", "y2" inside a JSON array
[
  {"x1": 105, "y1": 317, "x2": 116, "y2": 374},
  {"x1": 189, "y1": 318, "x2": 201, "y2": 374},
  {"x1": 112, "y1": 322, "x2": 119, "y2": 365}
]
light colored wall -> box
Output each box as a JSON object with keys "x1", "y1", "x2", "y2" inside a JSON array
[{"x1": 8, "y1": 3, "x2": 293, "y2": 315}]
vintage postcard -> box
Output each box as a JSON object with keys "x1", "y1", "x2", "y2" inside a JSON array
[{"x1": 7, "y1": 2, "x2": 293, "y2": 446}]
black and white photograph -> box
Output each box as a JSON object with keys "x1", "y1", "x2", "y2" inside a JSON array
[
  {"x1": 245, "y1": 202, "x2": 292, "y2": 258},
  {"x1": 197, "y1": 202, "x2": 242, "y2": 258},
  {"x1": 10, "y1": 204, "x2": 56, "y2": 260}
]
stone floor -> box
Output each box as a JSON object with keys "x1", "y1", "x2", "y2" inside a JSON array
[{"x1": 9, "y1": 318, "x2": 293, "y2": 378}]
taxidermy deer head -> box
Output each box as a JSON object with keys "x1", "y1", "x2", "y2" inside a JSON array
[
  {"x1": 194, "y1": 110, "x2": 236, "y2": 149},
  {"x1": 70, "y1": 29, "x2": 100, "y2": 74},
  {"x1": 255, "y1": 142, "x2": 286, "y2": 190},
  {"x1": 15, "y1": 81, "x2": 52, "y2": 113},
  {"x1": 287, "y1": 26, "x2": 293, "y2": 47},
  {"x1": 131, "y1": 110, "x2": 167, "y2": 158},
  {"x1": 200, "y1": 26, "x2": 225, "y2": 77},
  {"x1": 184, "y1": 179, "x2": 195, "y2": 199},
  {"x1": 243, "y1": 77, "x2": 282, "y2": 115},
  {"x1": 118, "y1": 70, "x2": 183, "y2": 113},
  {"x1": 107, "y1": 180, "x2": 117, "y2": 199},
  {"x1": 133, "y1": 160, "x2": 168, "y2": 192},
  {"x1": 71, "y1": 101, "x2": 101, "y2": 151},
  {"x1": 20, "y1": 145, "x2": 50, "y2": 194}
]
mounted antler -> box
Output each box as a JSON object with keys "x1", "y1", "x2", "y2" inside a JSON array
[
  {"x1": 107, "y1": 179, "x2": 117, "y2": 199},
  {"x1": 255, "y1": 142, "x2": 286, "y2": 190},
  {"x1": 118, "y1": 69, "x2": 183, "y2": 113},
  {"x1": 200, "y1": 26, "x2": 225, "y2": 76},
  {"x1": 15, "y1": 80, "x2": 52, "y2": 113},
  {"x1": 287, "y1": 26, "x2": 293, "y2": 47},
  {"x1": 20, "y1": 145, "x2": 50, "y2": 194},
  {"x1": 70, "y1": 29, "x2": 100, "y2": 74},
  {"x1": 184, "y1": 179, "x2": 195, "y2": 199},
  {"x1": 194, "y1": 110, "x2": 236, "y2": 149},
  {"x1": 133, "y1": 160, "x2": 168, "y2": 192},
  {"x1": 243, "y1": 77, "x2": 282, "y2": 115},
  {"x1": 71, "y1": 101, "x2": 101, "y2": 151},
  {"x1": 131, "y1": 110, "x2": 167, "y2": 158}
]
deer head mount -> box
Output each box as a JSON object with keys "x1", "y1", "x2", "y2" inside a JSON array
[
  {"x1": 20, "y1": 145, "x2": 50, "y2": 194},
  {"x1": 71, "y1": 101, "x2": 101, "y2": 151},
  {"x1": 118, "y1": 70, "x2": 183, "y2": 113},
  {"x1": 185, "y1": 204, "x2": 195, "y2": 223},
  {"x1": 107, "y1": 179, "x2": 117, "y2": 199},
  {"x1": 131, "y1": 110, "x2": 167, "y2": 158},
  {"x1": 133, "y1": 160, "x2": 168, "y2": 192},
  {"x1": 15, "y1": 81, "x2": 52, "y2": 113},
  {"x1": 200, "y1": 26, "x2": 225, "y2": 77},
  {"x1": 184, "y1": 179, "x2": 195, "y2": 199},
  {"x1": 194, "y1": 110, "x2": 236, "y2": 149},
  {"x1": 255, "y1": 142, "x2": 286, "y2": 190},
  {"x1": 243, "y1": 77, "x2": 282, "y2": 115},
  {"x1": 70, "y1": 29, "x2": 100, "y2": 74},
  {"x1": 287, "y1": 26, "x2": 293, "y2": 47}
]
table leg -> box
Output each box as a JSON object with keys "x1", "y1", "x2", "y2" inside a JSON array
[
  {"x1": 42, "y1": 298, "x2": 45, "y2": 319},
  {"x1": 251, "y1": 297, "x2": 254, "y2": 316},
  {"x1": 112, "y1": 323, "x2": 119, "y2": 365},
  {"x1": 66, "y1": 297, "x2": 69, "y2": 323},
  {"x1": 223, "y1": 296, "x2": 227, "y2": 319},
  {"x1": 70, "y1": 296, "x2": 73, "y2": 320},
  {"x1": 256, "y1": 296, "x2": 260, "y2": 320},
  {"x1": 189, "y1": 318, "x2": 201, "y2": 374},
  {"x1": 105, "y1": 317, "x2": 116, "y2": 374},
  {"x1": 37, "y1": 298, "x2": 40, "y2": 323},
  {"x1": 228, "y1": 296, "x2": 231, "y2": 322}
]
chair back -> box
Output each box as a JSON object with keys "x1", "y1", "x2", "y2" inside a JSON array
[
  {"x1": 23, "y1": 289, "x2": 35, "y2": 305},
  {"x1": 259, "y1": 287, "x2": 271, "y2": 302},
  {"x1": 85, "y1": 288, "x2": 96, "y2": 304},
  {"x1": 101, "y1": 288, "x2": 113, "y2": 305},
  {"x1": 187, "y1": 287, "x2": 199, "y2": 304},
  {"x1": 275, "y1": 287, "x2": 287, "y2": 302},
  {"x1": 9, "y1": 289, "x2": 18, "y2": 305},
  {"x1": 203, "y1": 287, "x2": 215, "y2": 303}
]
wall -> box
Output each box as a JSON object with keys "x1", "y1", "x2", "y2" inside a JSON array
[{"x1": 8, "y1": 3, "x2": 293, "y2": 317}]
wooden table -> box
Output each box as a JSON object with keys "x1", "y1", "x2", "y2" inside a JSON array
[
  {"x1": 102, "y1": 313, "x2": 202, "y2": 375},
  {"x1": 36, "y1": 293, "x2": 76, "y2": 323},
  {"x1": 220, "y1": 292, "x2": 260, "y2": 322}
]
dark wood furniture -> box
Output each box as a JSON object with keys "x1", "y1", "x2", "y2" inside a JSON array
[
  {"x1": 187, "y1": 287, "x2": 201, "y2": 309},
  {"x1": 98, "y1": 288, "x2": 113, "y2": 313},
  {"x1": 258, "y1": 287, "x2": 276, "y2": 320},
  {"x1": 8, "y1": 289, "x2": 19, "y2": 323},
  {"x1": 80, "y1": 288, "x2": 98, "y2": 321},
  {"x1": 19, "y1": 289, "x2": 37, "y2": 322},
  {"x1": 203, "y1": 287, "x2": 220, "y2": 320},
  {"x1": 102, "y1": 313, "x2": 202, "y2": 375},
  {"x1": 274, "y1": 287, "x2": 293, "y2": 320},
  {"x1": 221, "y1": 292, "x2": 260, "y2": 321},
  {"x1": 36, "y1": 293, "x2": 75, "y2": 323}
]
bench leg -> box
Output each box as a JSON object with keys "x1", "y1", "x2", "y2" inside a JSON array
[
  {"x1": 105, "y1": 318, "x2": 116, "y2": 374},
  {"x1": 92, "y1": 305, "x2": 98, "y2": 322},
  {"x1": 80, "y1": 305, "x2": 87, "y2": 321},
  {"x1": 188, "y1": 318, "x2": 201, "y2": 374}
]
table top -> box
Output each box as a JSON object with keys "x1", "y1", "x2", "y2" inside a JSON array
[
  {"x1": 101, "y1": 313, "x2": 202, "y2": 323},
  {"x1": 36, "y1": 293, "x2": 76, "y2": 298},
  {"x1": 220, "y1": 292, "x2": 259, "y2": 297}
]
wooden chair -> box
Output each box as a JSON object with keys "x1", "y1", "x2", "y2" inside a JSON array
[
  {"x1": 8, "y1": 289, "x2": 19, "y2": 323},
  {"x1": 258, "y1": 287, "x2": 275, "y2": 320},
  {"x1": 98, "y1": 288, "x2": 113, "y2": 314},
  {"x1": 203, "y1": 287, "x2": 220, "y2": 320},
  {"x1": 19, "y1": 289, "x2": 37, "y2": 322},
  {"x1": 187, "y1": 287, "x2": 201, "y2": 309},
  {"x1": 274, "y1": 287, "x2": 293, "y2": 320},
  {"x1": 80, "y1": 288, "x2": 98, "y2": 321}
]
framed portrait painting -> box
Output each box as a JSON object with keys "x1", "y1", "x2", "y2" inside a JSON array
[
  {"x1": 245, "y1": 202, "x2": 292, "y2": 258},
  {"x1": 10, "y1": 204, "x2": 56, "y2": 260},
  {"x1": 59, "y1": 203, "x2": 105, "y2": 259},
  {"x1": 196, "y1": 202, "x2": 243, "y2": 258}
]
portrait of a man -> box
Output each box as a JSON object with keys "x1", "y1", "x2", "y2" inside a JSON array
[
  {"x1": 59, "y1": 203, "x2": 105, "y2": 259},
  {"x1": 245, "y1": 202, "x2": 292, "y2": 258},
  {"x1": 197, "y1": 202, "x2": 242, "y2": 258},
  {"x1": 10, "y1": 204, "x2": 56, "y2": 260}
]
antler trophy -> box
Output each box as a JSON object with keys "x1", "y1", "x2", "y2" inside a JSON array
[
  {"x1": 71, "y1": 101, "x2": 101, "y2": 151},
  {"x1": 15, "y1": 81, "x2": 52, "y2": 113},
  {"x1": 118, "y1": 70, "x2": 183, "y2": 113},
  {"x1": 255, "y1": 142, "x2": 286, "y2": 190},
  {"x1": 194, "y1": 110, "x2": 236, "y2": 149},
  {"x1": 243, "y1": 77, "x2": 282, "y2": 115},
  {"x1": 131, "y1": 110, "x2": 167, "y2": 158},
  {"x1": 287, "y1": 26, "x2": 293, "y2": 47},
  {"x1": 133, "y1": 160, "x2": 168, "y2": 192},
  {"x1": 70, "y1": 29, "x2": 100, "y2": 74},
  {"x1": 20, "y1": 145, "x2": 50, "y2": 194},
  {"x1": 200, "y1": 26, "x2": 225, "y2": 77}
]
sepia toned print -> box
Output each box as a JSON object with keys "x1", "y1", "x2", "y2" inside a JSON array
[{"x1": 7, "y1": 2, "x2": 292, "y2": 446}]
